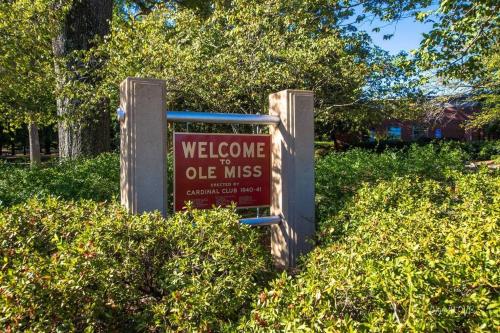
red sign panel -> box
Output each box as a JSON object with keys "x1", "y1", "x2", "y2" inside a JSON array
[{"x1": 174, "y1": 133, "x2": 271, "y2": 211}]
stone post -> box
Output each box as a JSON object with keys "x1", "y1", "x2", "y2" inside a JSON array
[
  {"x1": 119, "y1": 77, "x2": 168, "y2": 216},
  {"x1": 269, "y1": 90, "x2": 315, "y2": 269}
]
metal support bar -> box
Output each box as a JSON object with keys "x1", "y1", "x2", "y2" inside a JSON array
[
  {"x1": 166, "y1": 110, "x2": 280, "y2": 125},
  {"x1": 239, "y1": 215, "x2": 281, "y2": 226}
]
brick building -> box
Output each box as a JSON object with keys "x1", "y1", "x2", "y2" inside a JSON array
[{"x1": 341, "y1": 101, "x2": 496, "y2": 144}]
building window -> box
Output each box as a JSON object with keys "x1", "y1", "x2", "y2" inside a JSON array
[
  {"x1": 412, "y1": 125, "x2": 427, "y2": 139},
  {"x1": 368, "y1": 129, "x2": 376, "y2": 142},
  {"x1": 434, "y1": 128, "x2": 442, "y2": 139},
  {"x1": 387, "y1": 126, "x2": 402, "y2": 140}
]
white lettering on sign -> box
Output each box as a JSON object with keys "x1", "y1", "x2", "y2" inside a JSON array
[
  {"x1": 181, "y1": 141, "x2": 266, "y2": 159},
  {"x1": 186, "y1": 189, "x2": 220, "y2": 195},
  {"x1": 185, "y1": 166, "x2": 216, "y2": 180},
  {"x1": 229, "y1": 142, "x2": 241, "y2": 158},
  {"x1": 182, "y1": 141, "x2": 196, "y2": 158},
  {"x1": 224, "y1": 165, "x2": 262, "y2": 178},
  {"x1": 198, "y1": 142, "x2": 208, "y2": 158}
]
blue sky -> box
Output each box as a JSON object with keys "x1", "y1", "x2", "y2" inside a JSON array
[
  {"x1": 359, "y1": 8, "x2": 464, "y2": 96},
  {"x1": 356, "y1": 5, "x2": 438, "y2": 56},
  {"x1": 367, "y1": 17, "x2": 433, "y2": 55}
]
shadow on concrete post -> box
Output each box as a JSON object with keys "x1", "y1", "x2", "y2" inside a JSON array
[
  {"x1": 120, "y1": 77, "x2": 168, "y2": 216},
  {"x1": 269, "y1": 90, "x2": 315, "y2": 270}
]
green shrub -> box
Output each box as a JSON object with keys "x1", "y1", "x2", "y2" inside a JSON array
[
  {"x1": 1, "y1": 144, "x2": 498, "y2": 331},
  {"x1": 445, "y1": 140, "x2": 500, "y2": 161},
  {"x1": 0, "y1": 198, "x2": 272, "y2": 332},
  {"x1": 477, "y1": 141, "x2": 500, "y2": 160},
  {"x1": 0, "y1": 153, "x2": 120, "y2": 207},
  {"x1": 316, "y1": 143, "x2": 469, "y2": 223},
  {"x1": 241, "y1": 171, "x2": 499, "y2": 331}
]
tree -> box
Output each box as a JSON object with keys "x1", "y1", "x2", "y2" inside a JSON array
[
  {"x1": 53, "y1": 0, "x2": 211, "y2": 158},
  {"x1": 53, "y1": 0, "x2": 113, "y2": 158},
  {"x1": 93, "y1": 0, "x2": 428, "y2": 141},
  {"x1": 415, "y1": 0, "x2": 499, "y2": 129},
  {"x1": 0, "y1": 0, "x2": 63, "y2": 165},
  {"x1": 1, "y1": 0, "x2": 455, "y2": 158}
]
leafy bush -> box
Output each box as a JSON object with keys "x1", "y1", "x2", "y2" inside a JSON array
[
  {"x1": 0, "y1": 153, "x2": 119, "y2": 207},
  {"x1": 315, "y1": 143, "x2": 469, "y2": 223},
  {"x1": 0, "y1": 198, "x2": 272, "y2": 332},
  {"x1": 1, "y1": 144, "x2": 498, "y2": 331},
  {"x1": 241, "y1": 171, "x2": 500, "y2": 331},
  {"x1": 452, "y1": 140, "x2": 500, "y2": 160},
  {"x1": 315, "y1": 139, "x2": 500, "y2": 160}
]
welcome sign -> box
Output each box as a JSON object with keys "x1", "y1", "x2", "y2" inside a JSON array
[
  {"x1": 173, "y1": 133, "x2": 271, "y2": 211},
  {"x1": 120, "y1": 78, "x2": 314, "y2": 268}
]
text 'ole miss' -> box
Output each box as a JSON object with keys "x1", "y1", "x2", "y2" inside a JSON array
[{"x1": 180, "y1": 139, "x2": 267, "y2": 180}]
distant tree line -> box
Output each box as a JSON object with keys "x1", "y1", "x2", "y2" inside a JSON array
[{"x1": 0, "y1": 126, "x2": 56, "y2": 158}]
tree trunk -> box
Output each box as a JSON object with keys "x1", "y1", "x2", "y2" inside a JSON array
[
  {"x1": 329, "y1": 129, "x2": 340, "y2": 151},
  {"x1": 29, "y1": 122, "x2": 41, "y2": 166},
  {"x1": 0, "y1": 125, "x2": 3, "y2": 156},
  {"x1": 53, "y1": 0, "x2": 113, "y2": 159},
  {"x1": 42, "y1": 126, "x2": 52, "y2": 155}
]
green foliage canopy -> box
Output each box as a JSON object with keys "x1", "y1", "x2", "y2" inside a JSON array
[
  {"x1": 0, "y1": 0, "x2": 67, "y2": 130},
  {"x1": 93, "y1": 0, "x2": 429, "y2": 134},
  {"x1": 415, "y1": 0, "x2": 500, "y2": 128}
]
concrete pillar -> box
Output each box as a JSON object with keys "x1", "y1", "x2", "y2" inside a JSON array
[
  {"x1": 120, "y1": 77, "x2": 168, "y2": 216},
  {"x1": 269, "y1": 90, "x2": 315, "y2": 269}
]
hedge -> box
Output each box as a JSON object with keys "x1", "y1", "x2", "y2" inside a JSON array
[
  {"x1": 315, "y1": 139, "x2": 500, "y2": 161},
  {"x1": 315, "y1": 143, "x2": 468, "y2": 224},
  {"x1": 241, "y1": 171, "x2": 500, "y2": 331},
  {"x1": 1, "y1": 143, "x2": 499, "y2": 331},
  {"x1": 0, "y1": 198, "x2": 272, "y2": 332},
  {"x1": 0, "y1": 153, "x2": 119, "y2": 207}
]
